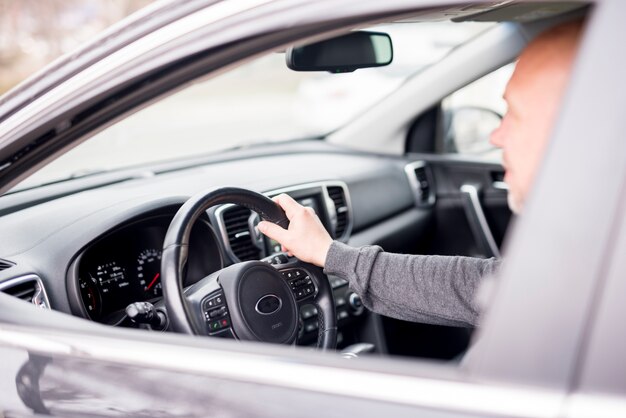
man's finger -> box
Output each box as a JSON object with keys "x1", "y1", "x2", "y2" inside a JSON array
[
  {"x1": 258, "y1": 221, "x2": 288, "y2": 244},
  {"x1": 274, "y1": 194, "x2": 303, "y2": 219}
]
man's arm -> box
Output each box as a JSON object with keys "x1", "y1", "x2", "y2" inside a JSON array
[
  {"x1": 257, "y1": 193, "x2": 500, "y2": 327},
  {"x1": 324, "y1": 241, "x2": 501, "y2": 327}
]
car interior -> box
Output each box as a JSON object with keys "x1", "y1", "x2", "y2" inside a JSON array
[{"x1": 0, "y1": 1, "x2": 589, "y2": 363}]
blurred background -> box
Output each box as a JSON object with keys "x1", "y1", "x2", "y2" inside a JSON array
[
  {"x1": 1, "y1": 1, "x2": 506, "y2": 191},
  {"x1": 0, "y1": 0, "x2": 152, "y2": 94}
]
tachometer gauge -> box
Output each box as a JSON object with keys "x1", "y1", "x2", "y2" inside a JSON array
[
  {"x1": 79, "y1": 274, "x2": 102, "y2": 319},
  {"x1": 137, "y1": 248, "x2": 162, "y2": 298}
]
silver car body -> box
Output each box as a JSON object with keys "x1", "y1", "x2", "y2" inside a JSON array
[{"x1": 0, "y1": 0, "x2": 625, "y2": 417}]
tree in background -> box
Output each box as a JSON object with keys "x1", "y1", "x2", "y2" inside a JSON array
[{"x1": 0, "y1": 0, "x2": 152, "y2": 93}]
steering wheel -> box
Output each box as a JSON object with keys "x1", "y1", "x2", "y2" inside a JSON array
[{"x1": 161, "y1": 187, "x2": 337, "y2": 349}]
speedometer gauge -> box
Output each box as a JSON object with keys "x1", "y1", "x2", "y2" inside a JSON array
[{"x1": 137, "y1": 248, "x2": 162, "y2": 298}]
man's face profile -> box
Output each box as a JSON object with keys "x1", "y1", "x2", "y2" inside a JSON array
[{"x1": 490, "y1": 20, "x2": 583, "y2": 214}]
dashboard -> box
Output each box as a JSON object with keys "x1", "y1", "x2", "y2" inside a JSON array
[
  {"x1": 0, "y1": 142, "x2": 430, "y2": 349},
  {"x1": 66, "y1": 181, "x2": 367, "y2": 344}
]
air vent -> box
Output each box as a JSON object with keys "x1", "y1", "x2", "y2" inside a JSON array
[
  {"x1": 221, "y1": 205, "x2": 261, "y2": 261},
  {"x1": 414, "y1": 167, "x2": 431, "y2": 203},
  {"x1": 0, "y1": 275, "x2": 50, "y2": 309},
  {"x1": 0, "y1": 258, "x2": 15, "y2": 272},
  {"x1": 327, "y1": 186, "x2": 350, "y2": 239},
  {"x1": 405, "y1": 161, "x2": 435, "y2": 207}
]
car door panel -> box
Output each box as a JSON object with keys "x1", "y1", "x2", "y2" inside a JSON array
[
  {"x1": 424, "y1": 159, "x2": 511, "y2": 258},
  {"x1": 377, "y1": 156, "x2": 511, "y2": 360}
]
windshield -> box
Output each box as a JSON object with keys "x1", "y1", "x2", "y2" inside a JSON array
[{"x1": 14, "y1": 21, "x2": 492, "y2": 191}]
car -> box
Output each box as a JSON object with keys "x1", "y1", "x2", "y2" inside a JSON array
[{"x1": 1, "y1": 0, "x2": 624, "y2": 416}]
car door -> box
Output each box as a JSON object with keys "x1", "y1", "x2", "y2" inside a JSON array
[
  {"x1": 0, "y1": 0, "x2": 617, "y2": 417},
  {"x1": 562, "y1": 186, "x2": 626, "y2": 416}
]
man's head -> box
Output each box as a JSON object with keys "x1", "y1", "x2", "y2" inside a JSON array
[{"x1": 490, "y1": 20, "x2": 584, "y2": 213}]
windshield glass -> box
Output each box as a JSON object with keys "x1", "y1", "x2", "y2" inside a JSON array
[{"x1": 14, "y1": 21, "x2": 492, "y2": 191}]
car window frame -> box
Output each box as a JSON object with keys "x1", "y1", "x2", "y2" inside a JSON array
[{"x1": 0, "y1": 0, "x2": 614, "y2": 407}]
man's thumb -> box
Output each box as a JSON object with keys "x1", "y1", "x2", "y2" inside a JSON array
[{"x1": 258, "y1": 221, "x2": 287, "y2": 243}]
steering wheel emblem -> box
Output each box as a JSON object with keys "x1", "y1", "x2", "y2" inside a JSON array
[{"x1": 255, "y1": 294, "x2": 282, "y2": 315}]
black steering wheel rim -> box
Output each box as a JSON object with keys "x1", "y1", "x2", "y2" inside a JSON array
[{"x1": 161, "y1": 187, "x2": 337, "y2": 350}]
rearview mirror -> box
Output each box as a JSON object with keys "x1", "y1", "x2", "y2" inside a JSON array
[{"x1": 286, "y1": 31, "x2": 393, "y2": 73}]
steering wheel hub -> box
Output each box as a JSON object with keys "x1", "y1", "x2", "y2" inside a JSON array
[{"x1": 220, "y1": 262, "x2": 298, "y2": 344}]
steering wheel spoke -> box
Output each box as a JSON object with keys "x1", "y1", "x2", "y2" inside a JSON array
[
  {"x1": 275, "y1": 260, "x2": 337, "y2": 350},
  {"x1": 182, "y1": 272, "x2": 234, "y2": 337},
  {"x1": 278, "y1": 266, "x2": 317, "y2": 304}
]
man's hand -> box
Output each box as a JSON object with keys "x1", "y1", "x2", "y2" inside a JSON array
[{"x1": 257, "y1": 194, "x2": 333, "y2": 267}]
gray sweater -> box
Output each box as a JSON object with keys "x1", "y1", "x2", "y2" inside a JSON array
[{"x1": 324, "y1": 241, "x2": 501, "y2": 327}]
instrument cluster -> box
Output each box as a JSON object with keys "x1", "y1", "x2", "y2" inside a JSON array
[{"x1": 73, "y1": 214, "x2": 223, "y2": 325}]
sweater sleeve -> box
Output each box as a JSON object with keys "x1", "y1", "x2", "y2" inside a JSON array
[{"x1": 323, "y1": 241, "x2": 501, "y2": 327}]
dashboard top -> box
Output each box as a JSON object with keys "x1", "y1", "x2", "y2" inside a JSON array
[{"x1": 0, "y1": 146, "x2": 413, "y2": 257}]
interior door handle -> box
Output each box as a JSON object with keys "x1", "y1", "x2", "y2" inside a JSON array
[
  {"x1": 460, "y1": 184, "x2": 501, "y2": 258},
  {"x1": 490, "y1": 170, "x2": 508, "y2": 191},
  {"x1": 492, "y1": 181, "x2": 509, "y2": 190}
]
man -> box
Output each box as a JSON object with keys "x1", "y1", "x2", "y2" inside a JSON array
[{"x1": 258, "y1": 20, "x2": 584, "y2": 327}]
